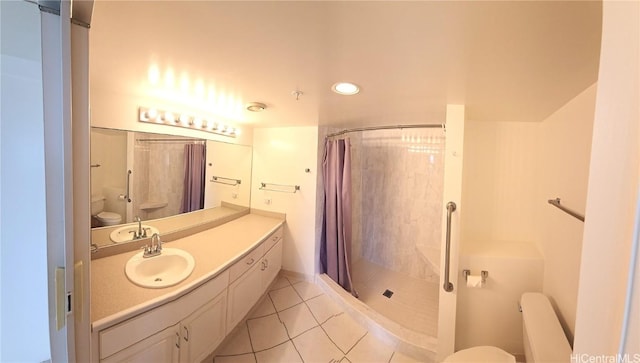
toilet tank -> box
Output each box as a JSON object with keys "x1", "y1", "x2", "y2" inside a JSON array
[
  {"x1": 91, "y1": 195, "x2": 105, "y2": 215},
  {"x1": 521, "y1": 293, "x2": 572, "y2": 362}
]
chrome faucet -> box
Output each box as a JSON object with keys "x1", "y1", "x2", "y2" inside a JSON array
[
  {"x1": 136, "y1": 216, "x2": 143, "y2": 237},
  {"x1": 143, "y1": 233, "x2": 163, "y2": 258},
  {"x1": 129, "y1": 216, "x2": 147, "y2": 240}
]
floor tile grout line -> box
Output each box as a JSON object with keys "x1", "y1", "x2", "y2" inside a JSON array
[
  {"x1": 245, "y1": 319, "x2": 256, "y2": 354},
  {"x1": 317, "y1": 314, "x2": 355, "y2": 357},
  {"x1": 343, "y1": 331, "x2": 368, "y2": 356},
  {"x1": 250, "y1": 338, "x2": 291, "y2": 354},
  {"x1": 273, "y1": 292, "x2": 320, "y2": 343},
  {"x1": 278, "y1": 277, "x2": 309, "y2": 363},
  {"x1": 272, "y1": 315, "x2": 306, "y2": 363},
  {"x1": 252, "y1": 293, "x2": 293, "y2": 353},
  {"x1": 299, "y1": 295, "x2": 349, "y2": 361}
]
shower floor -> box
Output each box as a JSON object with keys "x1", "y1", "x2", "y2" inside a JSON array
[{"x1": 351, "y1": 259, "x2": 439, "y2": 337}]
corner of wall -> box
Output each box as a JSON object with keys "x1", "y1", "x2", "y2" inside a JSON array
[{"x1": 250, "y1": 126, "x2": 320, "y2": 277}]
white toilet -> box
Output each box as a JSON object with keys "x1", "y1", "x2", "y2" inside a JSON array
[
  {"x1": 91, "y1": 195, "x2": 122, "y2": 226},
  {"x1": 444, "y1": 292, "x2": 572, "y2": 362}
]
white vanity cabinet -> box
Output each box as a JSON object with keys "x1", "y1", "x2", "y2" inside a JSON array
[
  {"x1": 226, "y1": 227, "x2": 283, "y2": 333},
  {"x1": 98, "y1": 271, "x2": 228, "y2": 363},
  {"x1": 94, "y1": 221, "x2": 285, "y2": 363},
  {"x1": 262, "y1": 239, "x2": 283, "y2": 288},
  {"x1": 102, "y1": 324, "x2": 180, "y2": 363},
  {"x1": 178, "y1": 291, "x2": 227, "y2": 363}
]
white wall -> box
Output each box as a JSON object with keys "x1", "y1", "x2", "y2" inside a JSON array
[
  {"x1": 0, "y1": 1, "x2": 51, "y2": 361},
  {"x1": 457, "y1": 121, "x2": 543, "y2": 356},
  {"x1": 251, "y1": 127, "x2": 319, "y2": 277},
  {"x1": 536, "y1": 84, "x2": 596, "y2": 341},
  {"x1": 91, "y1": 86, "x2": 253, "y2": 146},
  {"x1": 90, "y1": 128, "x2": 128, "y2": 218},
  {"x1": 456, "y1": 244, "x2": 543, "y2": 355},
  {"x1": 461, "y1": 121, "x2": 539, "y2": 245},
  {"x1": 204, "y1": 141, "x2": 252, "y2": 208},
  {"x1": 574, "y1": 0, "x2": 639, "y2": 356},
  {"x1": 457, "y1": 84, "x2": 597, "y2": 353}
]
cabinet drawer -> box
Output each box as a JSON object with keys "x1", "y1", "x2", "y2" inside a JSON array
[
  {"x1": 263, "y1": 225, "x2": 283, "y2": 252},
  {"x1": 228, "y1": 244, "x2": 264, "y2": 283}
]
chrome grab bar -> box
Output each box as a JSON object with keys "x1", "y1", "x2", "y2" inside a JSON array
[
  {"x1": 548, "y1": 198, "x2": 585, "y2": 222},
  {"x1": 124, "y1": 170, "x2": 132, "y2": 203},
  {"x1": 443, "y1": 201, "x2": 457, "y2": 292}
]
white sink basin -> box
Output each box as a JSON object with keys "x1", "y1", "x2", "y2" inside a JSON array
[
  {"x1": 110, "y1": 224, "x2": 160, "y2": 243},
  {"x1": 125, "y1": 248, "x2": 195, "y2": 289}
]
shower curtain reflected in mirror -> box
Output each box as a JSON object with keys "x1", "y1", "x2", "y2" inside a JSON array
[
  {"x1": 132, "y1": 137, "x2": 206, "y2": 220},
  {"x1": 321, "y1": 137, "x2": 358, "y2": 297},
  {"x1": 181, "y1": 143, "x2": 206, "y2": 213}
]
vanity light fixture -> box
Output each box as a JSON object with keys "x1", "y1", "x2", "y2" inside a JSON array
[
  {"x1": 138, "y1": 106, "x2": 239, "y2": 138},
  {"x1": 246, "y1": 102, "x2": 267, "y2": 112},
  {"x1": 332, "y1": 82, "x2": 360, "y2": 95}
]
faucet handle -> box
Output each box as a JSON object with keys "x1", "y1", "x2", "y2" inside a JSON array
[
  {"x1": 141, "y1": 245, "x2": 151, "y2": 256},
  {"x1": 129, "y1": 230, "x2": 139, "y2": 240},
  {"x1": 151, "y1": 233, "x2": 163, "y2": 254},
  {"x1": 142, "y1": 227, "x2": 151, "y2": 238}
]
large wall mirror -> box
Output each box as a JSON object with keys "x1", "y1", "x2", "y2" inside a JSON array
[{"x1": 90, "y1": 127, "x2": 252, "y2": 248}]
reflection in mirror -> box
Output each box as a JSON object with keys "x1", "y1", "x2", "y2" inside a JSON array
[
  {"x1": 132, "y1": 133, "x2": 207, "y2": 221},
  {"x1": 90, "y1": 127, "x2": 252, "y2": 248}
]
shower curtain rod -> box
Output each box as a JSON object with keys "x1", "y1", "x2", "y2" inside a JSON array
[{"x1": 325, "y1": 123, "x2": 444, "y2": 138}]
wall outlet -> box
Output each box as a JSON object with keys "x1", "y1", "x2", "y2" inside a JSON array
[{"x1": 264, "y1": 198, "x2": 272, "y2": 205}]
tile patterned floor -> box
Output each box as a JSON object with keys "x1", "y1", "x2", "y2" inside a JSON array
[
  {"x1": 351, "y1": 259, "x2": 439, "y2": 337},
  {"x1": 213, "y1": 275, "x2": 422, "y2": 363}
]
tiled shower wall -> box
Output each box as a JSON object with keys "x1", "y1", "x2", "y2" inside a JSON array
[
  {"x1": 132, "y1": 135, "x2": 188, "y2": 220},
  {"x1": 350, "y1": 128, "x2": 445, "y2": 280}
]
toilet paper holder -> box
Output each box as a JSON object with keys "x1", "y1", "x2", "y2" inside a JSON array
[{"x1": 463, "y1": 269, "x2": 488, "y2": 283}]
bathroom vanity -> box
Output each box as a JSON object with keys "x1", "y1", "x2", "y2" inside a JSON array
[{"x1": 90, "y1": 213, "x2": 284, "y2": 362}]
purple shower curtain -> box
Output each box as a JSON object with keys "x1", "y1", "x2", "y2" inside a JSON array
[
  {"x1": 181, "y1": 143, "x2": 206, "y2": 213},
  {"x1": 321, "y1": 138, "x2": 358, "y2": 297}
]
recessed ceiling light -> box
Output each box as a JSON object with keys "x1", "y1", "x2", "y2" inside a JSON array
[
  {"x1": 332, "y1": 82, "x2": 360, "y2": 95},
  {"x1": 246, "y1": 102, "x2": 267, "y2": 112}
]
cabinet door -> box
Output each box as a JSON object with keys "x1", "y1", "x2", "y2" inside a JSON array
[
  {"x1": 101, "y1": 324, "x2": 180, "y2": 363},
  {"x1": 226, "y1": 260, "x2": 263, "y2": 333},
  {"x1": 262, "y1": 239, "x2": 283, "y2": 289},
  {"x1": 179, "y1": 290, "x2": 227, "y2": 363}
]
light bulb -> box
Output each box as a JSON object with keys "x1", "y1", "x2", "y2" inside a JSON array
[
  {"x1": 163, "y1": 112, "x2": 175, "y2": 123},
  {"x1": 332, "y1": 82, "x2": 360, "y2": 95},
  {"x1": 146, "y1": 108, "x2": 158, "y2": 120}
]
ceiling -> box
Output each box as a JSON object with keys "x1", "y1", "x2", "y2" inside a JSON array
[{"x1": 90, "y1": 1, "x2": 602, "y2": 129}]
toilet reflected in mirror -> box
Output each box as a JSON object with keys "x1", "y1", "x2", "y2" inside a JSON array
[{"x1": 91, "y1": 195, "x2": 122, "y2": 227}]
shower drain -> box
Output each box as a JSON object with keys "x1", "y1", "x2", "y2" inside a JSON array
[{"x1": 382, "y1": 289, "x2": 394, "y2": 298}]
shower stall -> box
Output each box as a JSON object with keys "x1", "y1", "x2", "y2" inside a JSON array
[
  {"x1": 348, "y1": 127, "x2": 445, "y2": 337},
  {"x1": 320, "y1": 117, "x2": 463, "y2": 361}
]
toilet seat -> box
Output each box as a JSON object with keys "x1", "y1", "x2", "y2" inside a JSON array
[
  {"x1": 443, "y1": 346, "x2": 515, "y2": 363},
  {"x1": 96, "y1": 211, "x2": 122, "y2": 225}
]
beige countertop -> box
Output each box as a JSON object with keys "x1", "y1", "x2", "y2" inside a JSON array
[
  {"x1": 91, "y1": 204, "x2": 248, "y2": 248},
  {"x1": 91, "y1": 213, "x2": 284, "y2": 331}
]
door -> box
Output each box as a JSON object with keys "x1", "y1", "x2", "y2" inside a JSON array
[
  {"x1": 262, "y1": 240, "x2": 283, "y2": 288},
  {"x1": 41, "y1": 0, "x2": 79, "y2": 360},
  {"x1": 179, "y1": 290, "x2": 227, "y2": 363},
  {"x1": 101, "y1": 325, "x2": 180, "y2": 363},
  {"x1": 437, "y1": 105, "x2": 465, "y2": 361},
  {"x1": 226, "y1": 259, "x2": 263, "y2": 333}
]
